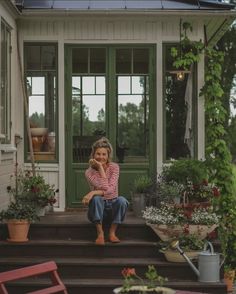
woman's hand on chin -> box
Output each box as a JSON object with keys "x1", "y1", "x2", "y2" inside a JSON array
[{"x1": 89, "y1": 159, "x2": 103, "y2": 170}]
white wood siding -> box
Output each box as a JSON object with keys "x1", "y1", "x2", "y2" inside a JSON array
[{"x1": 0, "y1": 2, "x2": 19, "y2": 210}]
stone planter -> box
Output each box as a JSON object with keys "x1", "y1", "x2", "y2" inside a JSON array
[
  {"x1": 36, "y1": 207, "x2": 46, "y2": 217},
  {"x1": 131, "y1": 192, "x2": 146, "y2": 218},
  {"x1": 146, "y1": 223, "x2": 218, "y2": 241},
  {"x1": 113, "y1": 286, "x2": 175, "y2": 293}
]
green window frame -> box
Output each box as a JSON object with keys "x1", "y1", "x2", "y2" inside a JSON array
[
  {"x1": 163, "y1": 43, "x2": 197, "y2": 161},
  {"x1": 0, "y1": 19, "x2": 11, "y2": 143},
  {"x1": 68, "y1": 45, "x2": 154, "y2": 164},
  {"x1": 24, "y1": 43, "x2": 58, "y2": 162}
]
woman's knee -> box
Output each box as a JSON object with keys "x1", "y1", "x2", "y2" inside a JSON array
[
  {"x1": 116, "y1": 196, "x2": 129, "y2": 208},
  {"x1": 90, "y1": 195, "x2": 103, "y2": 204}
]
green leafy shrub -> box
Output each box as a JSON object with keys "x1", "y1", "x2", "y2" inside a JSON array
[
  {"x1": 133, "y1": 175, "x2": 153, "y2": 193},
  {"x1": 0, "y1": 201, "x2": 39, "y2": 222},
  {"x1": 162, "y1": 159, "x2": 208, "y2": 185}
]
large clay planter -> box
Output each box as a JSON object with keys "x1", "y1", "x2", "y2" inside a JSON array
[
  {"x1": 146, "y1": 223, "x2": 218, "y2": 241},
  {"x1": 113, "y1": 286, "x2": 175, "y2": 293},
  {"x1": 224, "y1": 270, "x2": 235, "y2": 292},
  {"x1": 7, "y1": 220, "x2": 30, "y2": 243}
]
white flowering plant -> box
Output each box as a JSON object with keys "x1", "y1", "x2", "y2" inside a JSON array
[
  {"x1": 142, "y1": 203, "x2": 185, "y2": 225},
  {"x1": 142, "y1": 203, "x2": 219, "y2": 226},
  {"x1": 190, "y1": 208, "x2": 219, "y2": 225}
]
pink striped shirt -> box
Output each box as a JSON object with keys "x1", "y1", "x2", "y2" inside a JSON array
[{"x1": 85, "y1": 162, "x2": 119, "y2": 200}]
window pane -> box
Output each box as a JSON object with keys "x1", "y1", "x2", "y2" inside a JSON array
[
  {"x1": 132, "y1": 76, "x2": 145, "y2": 94},
  {"x1": 164, "y1": 45, "x2": 195, "y2": 160},
  {"x1": 90, "y1": 48, "x2": 106, "y2": 73},
  {"x1": 42, "y1": 46, "x2": 56, "y2": 70},
  {"x1": 117, "y1": 75, "x2": 149, "y2": 162},
  {"x1": 96, "y1": 76, "x2": 105, "y2": 94},
  {"x1": 118, "y1": 76, "x2": 131, "y2": 94},
  {"x1": 31, "y1": 77, "x2": 45, "y2": 95},
  {"x1": 116, "y1": 49, "x2": 131, "y2": 74},
  {"x1": 25, "y1": 43, "x2": 57, "y2": 161},
  {"x1": 83, "y1": 96, "x2": 105, "y2": 135},
  {"x1": 72, "y1": 75, "x2": 106, "y2": 163},
  {"x1": 25, "y1": 46, "x2": 41, "y2": 70},
  {"x1": 133, "y1": 48, "x2": 149, "y2": 74},
  {"x1": 83, "y1": 76, "x2": 95, "y2": 94},
  {"x1": 72, "y1": 48, "x2": 88, "y2": 73}
]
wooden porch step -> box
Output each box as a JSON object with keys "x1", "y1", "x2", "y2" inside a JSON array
[
  {"x1": 4, "y1": 278, "x2": 227, "y2": 294},
  {"x1": 0, "y1": 239, "x2": 159, "y2": 258},
  {"x1": 0, "y1": 211, "x2": 226, "y2": 294},
  {"x1": 0, "y1": 257, "x2": 200, "y2": 280}
]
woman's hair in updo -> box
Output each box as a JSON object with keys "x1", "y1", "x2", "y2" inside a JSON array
[{"x1": 90, "y1": 137, "x2": 113, "y2": 162}]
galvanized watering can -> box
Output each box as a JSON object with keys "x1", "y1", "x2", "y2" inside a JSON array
[{"x1": 171, "y1": 240, "x2": 224, "y2": 282}]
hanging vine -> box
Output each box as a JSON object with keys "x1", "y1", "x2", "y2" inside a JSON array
[{"x1": 171, "y1": 21, "x2": 236, "y2": 268}]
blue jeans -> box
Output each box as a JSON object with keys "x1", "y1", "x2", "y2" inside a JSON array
[{"x1": 88, "y1": 195, "x2": 129, "y2": 224}]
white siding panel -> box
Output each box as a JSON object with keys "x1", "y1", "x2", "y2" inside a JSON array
[
  {"x1": 0, "y1": 2, "x2": 17, "y2": 211},
  {"x1": 107, "y1": 21, "x2": 115, "y2": 39},
  {"x1": 37, "y1": 170, "x2": 59, "y2": 208},
  {"x1": 19, "y1": 17, "x2": 204, "y2": 42}
]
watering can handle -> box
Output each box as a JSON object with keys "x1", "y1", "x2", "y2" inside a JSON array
[{"x1": 203, "y1": 241, "x2": 214, "y2": 253}]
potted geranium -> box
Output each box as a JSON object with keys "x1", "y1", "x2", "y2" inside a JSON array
[
  {"x1": 131, "y1": 175, "x2": 153, "y2": 217},
  {"x1": 0, "y1": 201, "x2": 38, "y2": 242},
  {"x1": 8, "y1": 169, "x2": 57, "y2": 215},
  {"x1": 160, "y1": 159, "x2": 220, "y2": 206},
  {"x1": 113, "y1": 265, "x2": 174, "y2": 294}
]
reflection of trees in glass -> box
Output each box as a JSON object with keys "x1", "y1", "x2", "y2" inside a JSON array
[
  {"x1": 165, "y1": 75, "x2": 190, "y2": 159},
  {"x1": 72, "y1": 98, "x2": 105, "y2": 136},
  {"x1": 118, "y1": 101, "x2": 146, "y2": 156},
  {"x1": 30, "y1": 112, "x2": 45, "y2": 127}
]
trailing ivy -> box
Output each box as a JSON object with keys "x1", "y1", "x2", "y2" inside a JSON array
[{"x1": 171, "y1": 22, "x2": 236, "y2": 268}]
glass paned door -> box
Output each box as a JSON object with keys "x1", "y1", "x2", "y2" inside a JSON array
[
  {"x1": 65, "y1": 45, "x2": 155, "y2": 208},
  {"x1": 117, "y1": 75, "x2": 149, "y2": 162}
]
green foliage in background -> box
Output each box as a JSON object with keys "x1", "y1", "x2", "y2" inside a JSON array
[{"x1": 171, "y1": 22, "x2": 236, "y2": 268}]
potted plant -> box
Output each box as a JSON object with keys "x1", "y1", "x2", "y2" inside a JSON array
[
  {"x1": 8, "y1": 169, "x2": 57, "y2": 216},
  {"x1": 160, "y1": 159, "x2": 220, "y2": 206},
  {"x1": 131, "y1": 175, "x2": 153, "y2": 217},
  {"x1": 157, "y1": 180, "x2": 183, "y2": 204},
  {"x1": 113, "y1": 265, "x2": 174, "y2": 294},
  {"x1": 223, "y1": 264, "x2": 235, "y2": 293},
  {"x1": 159, "y1": 234, "x2": 204, "y2": 263},
  {"x1": 0, "y1": 201, "x2": 39, "y2": 242},
  {"x1": 142, "y1": 203, "x2": 219, "y2": 241}
]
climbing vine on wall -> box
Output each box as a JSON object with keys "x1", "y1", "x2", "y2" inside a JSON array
[{"x1": 171, "y1": 22, "x2": 236, "y2": 267}]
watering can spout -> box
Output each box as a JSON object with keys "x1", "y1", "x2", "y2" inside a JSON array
[{"x1": 170, "y1": 240, "x2": 200, "y2": 277}]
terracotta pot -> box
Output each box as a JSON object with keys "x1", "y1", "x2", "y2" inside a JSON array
[
  {"x1": 7, "y1": 220, "x2": 30, "y2": 243},
  {"x1": 224, "y1": 270, "x2": 235, "y2": 292},
  {"x1": 32, "y1": 136, "x2": 45, "y2": 152}
]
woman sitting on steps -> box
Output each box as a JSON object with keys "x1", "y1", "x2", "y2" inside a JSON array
[{"x1": 82, "y1": 137, "x2": 129, "y2": 245}]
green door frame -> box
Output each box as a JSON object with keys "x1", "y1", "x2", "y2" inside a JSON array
[{"x1": 65, "y1": 44, "x2": 156, "y2": 208}]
